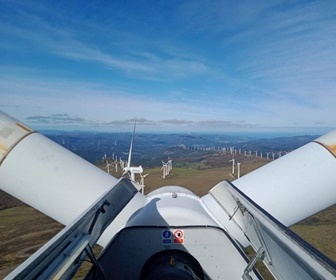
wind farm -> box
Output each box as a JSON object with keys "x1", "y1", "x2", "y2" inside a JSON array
[
  {"x1": 1, "y1": 1, "x2": 336, "y2": 278},
  {"x1": 0, "y1": 120, "x2": 335, "y2": 279},
  {"x1": 1, "y1": 152, "x2": 335, "y2": 279}
]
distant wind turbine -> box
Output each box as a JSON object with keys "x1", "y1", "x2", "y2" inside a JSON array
[
  {"x1": 139, "y1": 173, "x2": 149, "y2": 195},
  {"x1": 167, "y1": 159, "x2": 173, "y2": 174},
  {"x1": 237, "y1": 162, "x2": 241, "y2": 179},
  {"x1": 230, "y1": 146, "x2": 234, "y2": 155},
  {"x1": 122, "y1": 120, "x2": 144, "y2": 182},
  {"x1": 161, "y1": 162, "x2": 167, "y2": 179},
  {"x1": 161, "y1": 160, "x2": 170, "y2": 178},
  {"x1": 105, "y1": 160, "x2": 112, "y2": 174},
  {"x1": 229, "y1": 156, "x2": 235, "y2": 174}
]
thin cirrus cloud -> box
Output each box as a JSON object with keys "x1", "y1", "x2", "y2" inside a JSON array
[
  {"x1": 50, "y1": 40, "x2": 212, "y2": 81},
  {"x1": 224, "y1": 4, "x2": 336, "y2": 86},
  {"x1": 0, "y1": 10, "x2": 212, "y2": 82},
  {"x1": 52, "y1": 42, "x2": 155, "y2": 74}
]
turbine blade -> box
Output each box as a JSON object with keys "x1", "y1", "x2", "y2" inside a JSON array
[
  {"x1": 0, "y1": 111, "x2": 119, "y2": 227},
  {"x1": 127, "y1": 120, "x2": 136, "y2": 169}
]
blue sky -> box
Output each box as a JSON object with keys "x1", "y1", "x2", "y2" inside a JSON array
[{"x1": 1, "y1": 0, "x2": 336, "y2": 134}]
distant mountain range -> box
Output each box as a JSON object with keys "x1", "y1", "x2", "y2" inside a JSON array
[{"x1": 42, "y1": 131, "x2": 319, "y2": 167}]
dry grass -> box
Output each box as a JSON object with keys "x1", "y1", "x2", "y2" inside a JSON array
[{"x1": 0, "y1": 207, "x2": 63, "y2": 277}]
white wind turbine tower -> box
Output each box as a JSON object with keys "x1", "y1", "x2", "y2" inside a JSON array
[
  {"x1": 113, "y1": 159, "x2": 119, "y2": 172},
  {"x1": 266, "y1": 152, "x2": 270, "y2": 160},
  {"x1": 161, "y1": 163, "x2": 167, "y2": 179},
  {"x1": 120, "y1": 158, "x2": 125, "y2": 169},
  {"x1": 139, "y1": 173, "x2": 149, "y2": 194},
  {"x1": 272, "y1": 152, "x2": 275, "y2": 160},
  {"x1": 229, "y1": 156, "x2": 235, "y2": 174},
  {"x1": 161, "y1": 160, "x2": 168, "y2": 178},
  {"x1": 105, "y1": 160, "x2": 112, "y2": 174},
  {"x1": 161, "y1": 158, "x2": 173, "y2": 178},
  {"x1": 255, "y1": 150, "x2": 258, "y2": 157},
  {"x1": 167, "y1": 159, "x2": 173, "y2": 174},
  {"x1": 237, "y1": 162, "x2": 241, "y2": 179},
  {"x1": 230, "y1": 146, "x2": 234, "y2": 155}
]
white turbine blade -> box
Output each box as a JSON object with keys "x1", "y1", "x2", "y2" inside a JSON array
[
  {"x1": 202, "y1": 129, "x2": 336, "y2": 247},
  {"x1": 0, "y1": 111, "x2": 119, "y2": 227},
  {"x1": 121, "y1": 169, "x2": 128, "y2": 177},
  {"x1": 127, "y1": 120, "x2": 136, "y2": 170},
  {"x1": 232, "y1": 130, "x2": 336, "y2": 227}
]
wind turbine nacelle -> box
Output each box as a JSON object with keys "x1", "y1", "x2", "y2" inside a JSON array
[
  {"x1": 130, "y1": 166, "x2": 143, "y2": 174},
  {"x1": 85, "y1": 186, "x2": 260, "y2": 279}
]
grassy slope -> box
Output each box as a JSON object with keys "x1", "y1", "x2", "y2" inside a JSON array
[{"x1": 0, "y1": 207, "x2": 63, "y2": 276}]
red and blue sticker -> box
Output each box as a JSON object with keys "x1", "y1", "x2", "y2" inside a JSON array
[{"x1": 162, "y1": 229, "x2": 184, "y2": 244}]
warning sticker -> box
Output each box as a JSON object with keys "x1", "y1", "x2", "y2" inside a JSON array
[
  {"x1": 162, "y1": 230, "x2": 172, "y2": 244},
  {"x1": 173, "y1": 229, "x2": 184, "y2": 244}
]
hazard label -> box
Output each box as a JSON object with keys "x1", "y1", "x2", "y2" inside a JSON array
[
  {"x1": 173, "y1": 229, "x2": 184, "y2": 244},
  {"x1": 162, "y1": 230, "x2": 172, "y2": 244}
]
